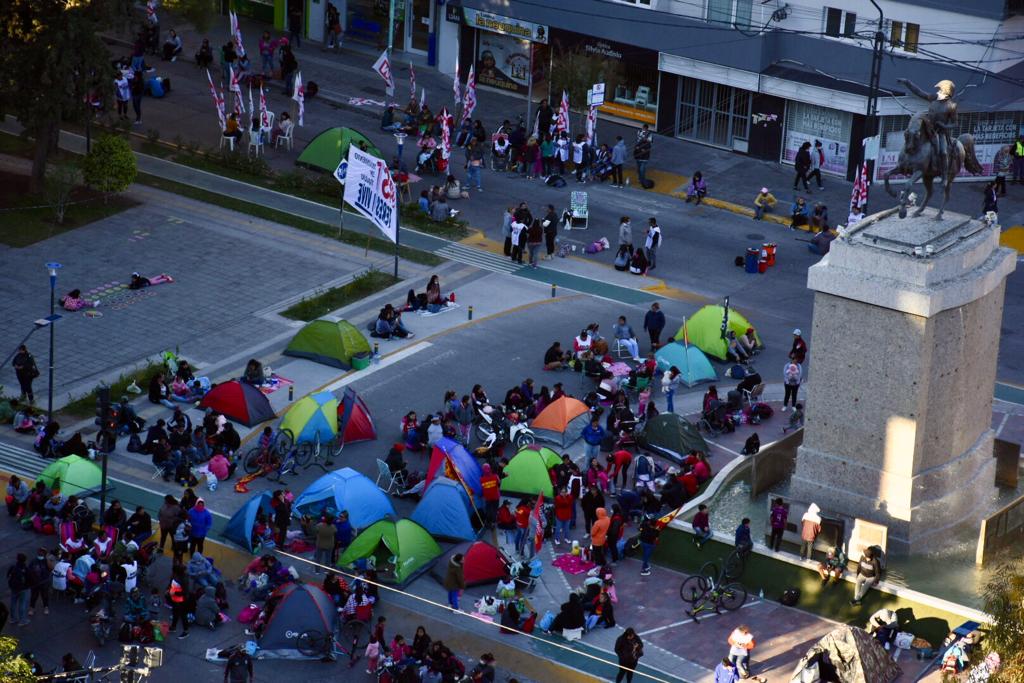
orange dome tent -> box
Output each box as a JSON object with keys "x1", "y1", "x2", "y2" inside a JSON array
[{"x1": 531, "y1": 396, "x2": 591, "y2": 447}]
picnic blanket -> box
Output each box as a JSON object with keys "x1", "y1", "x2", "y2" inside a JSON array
[
  {"x1": 416, "y1": 301, "x2": 461, "y2": 317},
  {"x1": 607, "y1": 362, "x2": 631, "y2": 377},
  {"x1": 552, "y1": 553, "x2": 595, "y2": 575},
  {"x1": 258, "y1": 374, "x2": 294, "y2": 395}
]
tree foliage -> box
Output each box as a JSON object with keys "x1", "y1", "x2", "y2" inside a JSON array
[
  {"x1": 0, "y1": 635, "x2": 36, "y2": 683},
  {"x1": 0, "y1": 0, "x2": 130, "y2": 192},
  {"x1": 82, "y1": 134, "x2": 137, "y2": 195},
  {"x1": 981, "y1": 561, "x2": 1024, "y2": 681}
]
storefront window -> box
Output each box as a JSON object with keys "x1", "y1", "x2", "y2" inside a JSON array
[
  {"x1": 783, "y1": 101, "x2": 851, "y2": 175},
  {"x1": 677, "y1": 76, "x2": 751, "y2": 148},
  {"x1": 549, "y1": 29, "x2": 658, "y2": 125},
  {"x1": 346, "y1": 0, "x2": 404, "y2": 50}
]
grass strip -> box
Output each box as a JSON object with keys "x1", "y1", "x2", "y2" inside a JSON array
[
  {"x1": 281, "y1": 270, "x2": 400, "y2": 321},
  {"x1": 60, "y1": 360, "x2": 167, "y2": 420},
  {"x1": 135, "y1": 173, "x2": 443, "y2": 266}
]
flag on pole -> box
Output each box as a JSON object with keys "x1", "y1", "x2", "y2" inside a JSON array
[
  {"x1": 585, "y1": 105, "x2": 598, "y2": 145},
  {"x1": 555, "y1": 90, "x2": 570, "y2": 135},
  {"x1": 440, "y1": 107, "x2": 451, "y2": 161},
  {"x1": 419, "y1": 86, "x2": 426, "y2": 110},
  {"x1": 850, "y1": 161, "x2": 870, "y2": 211},
  {"x1": 461, "y1": 64, "x2": 476, "y2": 125},
  {"x1": 258, "y1": 83, "x2": 269, "y2": 129},
  {"x1": 453, "y1": 58, "x2": 461, "y2": 109},
  {"x1": 653, "y1": 504, "x2": 685, "y2": 531},
  {"x1": 229, "y1": 11, "x2": 246, "y2": 57},
  {"x1": 248, "y1": 83, "x2": 254, "y2": 120},
  {"x1": 531, "y1": 493, "x2": 546, "y2": 553},
  {"x1": 229, "y1": 65, "x2": 245, "y2": 113},
  {"x1": 409, "y1": 62, "x2": 416, "y2": 101},
  {"x1": 292, "y1": 70, "x2": 305, "y2": 126},
  {"x1": 205, "y1": 69, "x2": 225, "y2": 130},
  {"x1": 372, "y1": 50, "x2": 395, "y2": 97}
]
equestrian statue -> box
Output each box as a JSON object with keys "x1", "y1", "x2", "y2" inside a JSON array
[{"x1": 884, "y1": 78, "x2": 982, "y2": 219}]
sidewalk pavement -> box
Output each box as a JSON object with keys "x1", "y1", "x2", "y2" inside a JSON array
[{"x1": 104, "y1": 11, "x2": 1023, "y2": 232}]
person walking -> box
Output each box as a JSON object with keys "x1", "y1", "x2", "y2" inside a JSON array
[
  {"x1": 526, "y1": 219, "x2": 543, "y2": 268},
  {"x1": 7, "y1": 553, "x2": 30, "y2": 626},
  {"x1": 634, "y1": 125, "x2": 652, "y2": 188},
  {"x1": 224, "y1": 645, "x2": 254, "y2": 683},
  {"x1": 993, "y1": 144, "x2": 1010, "y2": 196},
  {"x1": 661, "y1": 366, "x2": 681, "y2": 413},
  {"x1": 789, "y1": 328, "x2": 807, "y2": 365},
  {"x1": 1014, "y1": 134, "x2": 1024, "y2": 184},
  {"x1": 800, "y1": 503, "x2": 821, "y2": 560},
  {"x1": 643, "y1": 303, "x2": 665, "y2": 350},
  {"x1": 11, "y1": 345, "x2": 38, "y2": 404},
  {"x1": 793, "y1": 141, "x2": 812, "y2": 192},
  {"x1": 783, "y1": 360, "x2": 802, "y2": 411},
  {"x1": 465, "y1": 139, "x2": 484, "y2": 191},
  {"x1": 542, "y1": 205, "x2": 558, "y2": 260},
  {"x1": 768, "y1": 498, "x2": 788, "y2": 552},
  {"x1": 614, "y1": 628, "x2": 644, "y2": 683},
  {"x1": 808, "y1": 140, "x2": 825, "y2": 190},
  {"x1": 617, "y1": 216, "x2": 633, "y2": 256},
  {"x1": 727, "y1": 625, "x2": 756, "y2": 679},
  {"x1": 443, "y1": 553, "x2": 466, "y2": 610},
  {"x1": 645, "y1": 218, "x2": 661, "y2": 270},
  {"x1": 611, "y1": 136, "x2": 626, "y2": 187},
  {"x1": 638, "y1": 514, "x2": 661, "y2": 576}
]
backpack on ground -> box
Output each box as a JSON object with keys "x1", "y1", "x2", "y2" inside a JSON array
[
  {"x1": 545, "y1": 174, "x2": 566, "y2": 188},
  {"x1": 780, "y1": 587, "x2": 800, "y2": 606},
  {"x1": 126, "y1": 433, "x2": 143, "y2": 453},
  {"x1": 641, "y1": 178, "x2": 655, "y2": 190}
]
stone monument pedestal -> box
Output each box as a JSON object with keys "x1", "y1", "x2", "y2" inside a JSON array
[{"x1": 790, "y1": 207, "x2": 1016, "y2": 554}]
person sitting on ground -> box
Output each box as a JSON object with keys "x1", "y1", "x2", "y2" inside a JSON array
[
  {"x1": 162, "y1": 29, "x2": 183, "y2": 61},
  {"x1": 270, "y1": 112, "x2": 293, "y2": 145},
  {"x1": 195, "y1": 38, "x2": 213, "y2": 68},
  {"x1": 380, "y1": 105, "x2": 402, "y2": 132},
  {"x1": 783, "y1": 403, "x2": 805, "y2": 434},
  {"x1": 790, "y1": 197, "x2": 809, "y2": 230},
  {"x1": 629, "y1": 248, "x2": 649, "y2": 275},
  {"x1": 424, "y1": 275, "x2": 446, "y2": 311},
  {"x1": 373, "y1": 304, "x2": 413, "y2": 340},
  {"x1": 223, "y1": 112, "x2": 243, "y2": 141},
  {"x1": 818, "y1": 546, "x2": 847, "y2": 585},
  {"x1": 543, "y1": 341, "x2": 568, "y2": 371},
  {"x1": 810, "y1": 202, "x2": 829, "y2": 231},
  {"x1": 726, "y1": 330, "x2": 750, "y2": 363},
  {"x1": 737, "y1": 328, "x2": 758, "y2": 357},
  {"x1": 430, "y1": 195, "x2": 454, "y2": 222},
  {"x1": 417, "y1": 189, "x2": 431, "y2": 216},
  {"x1": 241, "y1": 358, "x2": 265, "y2": 386},
  {"x1": 753, "y1": 187, "x2": 777, "y2": 220},
  {"x1": 208, "y1": 451, "x2": 234, "y2": 480},
  {"x1": 444, "y1": 175, "x2": 468, "y2": 200},
  {"x1": 592, "y1": 144, "x2": 613, "y2": 182},
  {"x1": 612, "y1": 316, "x2": 641, "y2": 362},
  {"x1": 685, "y1": 171, "x2": 707, "y2": 204},
  {"x1": 60, "y1": 289, "x2": 99, "y2": 311}
]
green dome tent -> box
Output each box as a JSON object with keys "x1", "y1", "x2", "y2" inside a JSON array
[
  {"x1": 337, "y1": 519, "x2": 441, "y2": 587},
  {"x1": 283, "y1": 319, "x2": 371, "y2": 369},
  {"x1": 676, "y1": 305, "x2": 761, "y2": 361},
  {"x1": 501, "y1": 447, "x2": 558, "y2": 498},
  {"x1": 37, "y1": 455, "x2": 102, "y2": 497},
  {"x1": 297, "y1": 127, "x2": 383, "y2": 173},
  {"x1": 638, "y1": 414, "x2": 709, "y2": 464}
]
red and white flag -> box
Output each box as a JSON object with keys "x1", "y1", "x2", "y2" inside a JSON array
[
  {"x1": 556, "y1": 90, "x2": 570, "y2": 135},
  {"x1": 229, "y1": 65, "x2": 245, "y2": 113},
  {"x1": 461, "y1": 64, "x2": 476, "y2": 125},
  {"x1": 531, "y1": 493, "x2": 546, "y2": 553},
  {"x1": 146, "y1": 0, "x2": 157, "y2": 24},
  {"x1": 205, "y1": 69, "x2": 225, "y2": 130},
  {"x1": 586, "y1": 105, "x2": 598, "y2": 145},
  {"x1": 419, "y1": 86, "x2": 426, "y2": 110},
  {"x1": 439, "y1": 106, "x2": 451, "y2": 161},
  {"x1": 372, "y1": 50, "x2": 395, "y2": 97},
  {"x1": 248, "y1": 83, "x2": 254, "y2": 120},
  {"x1": 229, "y1": 11, "x2": 246, "y2": 57},
  {"x1": 409, "y1": 62, "x2": 416, "y2": 101},
  {"x1": 453, "y1": 58, "x2": 461, "y2": 109},
  {"x1": 850, "y1": 161, "x2": 870, "y2": 211},
  {"x1": 258, "y1": 83, "x2": 269, "y2": 129},
  {"x1": 292, "y1": 70, "x2": 305, "y2": 126}
]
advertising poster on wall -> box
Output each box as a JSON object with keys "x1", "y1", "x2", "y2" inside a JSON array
[
  {"x1": 782, "y1": 102, "x2": 851, "y2": 175},
  {"x1": 476, "y1": 32, "x2": 536, "y2": 95},
  {"x1": 875, "y1": 117, "x2": 1016, "y2": 180}
]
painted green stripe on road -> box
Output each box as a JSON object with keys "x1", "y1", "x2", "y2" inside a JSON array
[{"x1": 518, "y1": 266, "x2": 661, "y2": 304}]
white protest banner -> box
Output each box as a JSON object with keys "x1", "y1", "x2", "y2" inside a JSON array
[
  {"x1": 343, "y1": 146, "x2": 397, "y2": 243},
  {"x1": 373, "y1": 50, "x2": 395, "y2": 97}
]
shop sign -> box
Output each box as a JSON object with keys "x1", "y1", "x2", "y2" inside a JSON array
[{"x1": 463, "y1": 8, "x2": 548, "y2": 44}]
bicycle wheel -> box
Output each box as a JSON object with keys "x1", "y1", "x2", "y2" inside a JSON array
[
  {"x1": 718, "y1": 582, "x2": 748, "y2": 611},
  {"x1": 275, "y1": 429, "x2": 295, "y2": 458},
  {"x1": 724, "y1": 551, "x2": 746, "y2": 580},
  {"x1": 297, "y1": 629, "x2": 328, "y2": 658},
  {"x1": 697, "y1": 562, "x2": 720, "y2": 582},
  {"x1": 679, "y1": 574, "x2": 709, "y2": 604},
  {"x1": 293, "y1": 440, "x2": 315, "y2": 468},
  {"x1": 242, "y1": 447, "x2": 265, "y2": 474},
  {"x1": 339, "y1": 619, "x2": 369, "y2": 651}
]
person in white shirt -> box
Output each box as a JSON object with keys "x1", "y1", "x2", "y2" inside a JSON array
[
  {"x1": 509, "y1": 219, "x2": 526, "y2": 264},
  {"x1": 645, "y1": 218, "x2": 662, "y2": 270},
  {"x1": 847, "y1": 205, "x2": 864, "y2": 227},
  {"x1": 114, "y1": 73, "x2": 131, "y2": 119},
  {"x1": 554, "y1": 132, "x2": 570, "y2": 175},
  {"x1": 51, "y1": 554, "x2": 71, "y2": 594},
  {"x1": 573, "y1": 330, "x2": 592, "y2": 359},
  {"x1": 572, "y1": 135, "x2": 586, "y2": 182},
  {"x1": 122, "y1": 558, "x2": 139, "y2": 593}
]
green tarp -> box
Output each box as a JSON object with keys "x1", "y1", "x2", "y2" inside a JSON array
[
  {"x1": 501, "y1": 447, "x2": 558, "y2": 498},
  {"x1": 638, "y1": 414, "x2": 708, "y2": 463},
  {"x1": 297, "y1": 127, "x2": 383, "y2": 173},
  {"x1": 676, "y1": 305, "x2": 761, "y2": 361},
  {"x1": 283, "y1": 319, "x2": 371, "y2": 369},
  {"x1": 37, "y1": 455, "x2": 102, "y2": 497},
  {"x1": 337, "y1": 519, "x2": 441, "y2": 587}
]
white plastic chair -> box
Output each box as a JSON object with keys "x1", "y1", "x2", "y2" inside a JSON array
[
  {"x1": 247, "y1": 129, "x2": 264, "y2": 157},
  {"x1": 260, "y1": 110, "x2": 275, "y2": 144},
  {"x1": 612, "y1": 338, "x2": 631, "y2": 359},
  {"x1": 219, "y1": 134, "x2": 236, "y2": 152},
  {"x1": 275, "y1": 123, "x2": 294, "y2": 150}
]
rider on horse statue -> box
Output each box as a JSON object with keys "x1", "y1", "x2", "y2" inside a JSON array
[{"x1": 897, "y1": 78, "x2": 957, "y2": 172}]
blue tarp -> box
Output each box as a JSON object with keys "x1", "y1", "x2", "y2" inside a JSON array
[
  {"x1": 292, "y1": 467, "x2": 395, "y2": 528},
  {"x1": 655, "y1": 342, "x2": 717, "y2": 387},
  {"x1": 224, "y1": 491, "x2": 274, "y2": 553},
  {"x1": 410, "y1": 477, "x2": 478, "y2": 541}
]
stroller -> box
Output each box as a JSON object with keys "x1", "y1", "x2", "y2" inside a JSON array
[
  {"x1": 509, "y1": 557, "x2": 543, "y2": 593},
  {"x1": 415, "y1": 147, "x2": 439, "y2": 175},
  {"x1": 698, "y1": 399, "x2": 734, "y2": 437}
]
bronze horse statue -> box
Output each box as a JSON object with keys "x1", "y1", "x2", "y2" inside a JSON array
[{"x1": 884, "y1": 114, "x2": 982, "y2": 219}]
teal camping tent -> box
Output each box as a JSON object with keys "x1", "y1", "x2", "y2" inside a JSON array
[{"x1": 655, "y1": 341, "x2": 716, "y2": 387}]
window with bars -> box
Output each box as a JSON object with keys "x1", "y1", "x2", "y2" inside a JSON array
[
  {"x1": 677, "y1": 77, "x2": 751, "y2": 148},
  {"x1": 889, "y1": 20, "x2": 920, "y2": 53},
  {"x1": 824, "y1": 7, "x2": 857, "y2": 37}
]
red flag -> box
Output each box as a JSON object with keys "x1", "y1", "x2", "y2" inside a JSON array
[
  {"x1": 461, "y1": 65, "x2": 476, "y2": 125},
  {"x1": 532, "y1": 493, "x2": 545, "y2": 552},
  {"x1": 439, "y1": 107, "x2": 451, "y2": 161},
  {"x1": 556, "y1": 90, "x2": 570, "y2": 135},
  {"x1": 850, "y1": 161, "x2": 870, "y2": 212},
  {"x1": 654, "y1": 504, "x2": 684, "y2": 531},
  {"x1": 206, "y1": 69, "x2": 226, "y2": 130}
]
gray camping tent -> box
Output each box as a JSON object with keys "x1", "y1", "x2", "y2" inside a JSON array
[
  {"x1": 790, "y1": 625, "x2": 901, "y2": 683},
  {"x1": 258, "y1": 583, "x2": 337, "y2": 658}
]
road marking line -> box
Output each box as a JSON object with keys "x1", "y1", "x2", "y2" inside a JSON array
[
  {"x1": 319, "y1": 342, "x2": 432, "y2": 393},
  {"x1": 638, "y1": 599, "x2": 762, "y2": 636}
]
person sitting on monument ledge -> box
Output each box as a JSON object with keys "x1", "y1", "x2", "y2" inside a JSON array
[{"x1": 789, "y1": 197, "x2": 809, "y2": 230}]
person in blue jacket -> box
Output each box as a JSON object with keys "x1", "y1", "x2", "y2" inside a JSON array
[
  {"x1": 581, "y1": 416, "x2": 605, "y2": 470},
  {"x1": 187, "y1": 498, "x2": 213, "y2": 555}
]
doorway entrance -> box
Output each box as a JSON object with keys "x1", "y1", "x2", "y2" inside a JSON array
[{"x1": 406, "y1": 0, "x2": 434, "y2": 54}]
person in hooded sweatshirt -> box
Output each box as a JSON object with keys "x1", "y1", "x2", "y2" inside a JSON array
[
  {"x1": 590, "y1": 508, "x2": 610, "y2": 566},
  {"x1": 194, "y1": 585, "x2": 223, "y2": 629},
  {"x1": 187, "y1": 498, "x2": 213, "y2": 555},
  {"x1": 443, "y1": 553, "x2": 466, "y2": 610},
  {"x1": 800, "y1": 503, "x2": 822, "y2": 560}
]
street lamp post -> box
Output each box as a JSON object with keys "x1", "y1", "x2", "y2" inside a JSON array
[{"x1": 46, "y1": 262, "x2": 62, "y2": 423}]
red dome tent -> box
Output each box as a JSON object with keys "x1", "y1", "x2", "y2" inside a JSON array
[
  {"x1": 198, "y1": 380, "x2": 276, "y2": 427},
  {"x1": 434, "y1": 540, "x2": 510, "y2": 587},
  {"x1": 337, "y1": 387, "x2": 376, "y2": 444}
]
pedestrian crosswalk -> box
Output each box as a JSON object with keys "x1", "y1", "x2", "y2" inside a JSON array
[
  {"x1": 433, "y1": 243, "x2": 523, "y2": 274},
  {"x1": 0, "y1": 441, "x2": 46, "y2": 481}
]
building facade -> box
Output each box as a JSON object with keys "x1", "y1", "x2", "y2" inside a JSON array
[{"x1": 443, "y1": 0, "x2": 1024, "y2": 181}]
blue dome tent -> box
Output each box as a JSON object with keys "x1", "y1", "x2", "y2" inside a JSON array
[
  {"x1": 224, "y1": 491, "x2": 274, "y2": 553},
  {"x1": 410, "y1": 477, "x2": 478, "y2": 541},
  {"x1": 293, "y1": 467, "x2": 395, "y2": 528}
]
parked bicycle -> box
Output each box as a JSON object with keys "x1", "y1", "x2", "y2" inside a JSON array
[
  {"x1": 679, "y1": 561, "x2": 747, "y2": 622},
  {"x1": 241, "y1": 429, "x2": 295, "y2": 475},
  {"x1": 294, "y1": 433, "x2": 341, "y2": 472},
  {"x1": 297, "y1": 619, "x2": 368, "y2": 666}
]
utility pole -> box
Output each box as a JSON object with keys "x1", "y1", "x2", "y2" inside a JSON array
[
  {"x1": 864, "y1": 0, "x2": 885, "y2": 183},
  {"x1": 387, "y1": 0, "x2": 395, "y2": 55}
]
